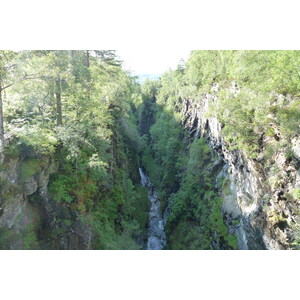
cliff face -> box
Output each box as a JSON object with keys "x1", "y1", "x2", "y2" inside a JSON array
[
  {"x1": 0, "y1": 154, "x2": 91, "y2": 249},
  {"x1": 0, "y1": 82, "x2": 298, "y2": 250},
  {"x1": 180, "y1": 83, "x2": 300, "y2": 249}
]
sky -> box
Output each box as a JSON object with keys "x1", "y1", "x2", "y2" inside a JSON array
[{"x1": 116, "y1": 49, "x2": 191, "y2": 77}]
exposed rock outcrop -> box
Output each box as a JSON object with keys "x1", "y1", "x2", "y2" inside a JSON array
[
  {"x1": 0, "y1": 154, "x2": 92, "y2": 249},
  {"x1": 179, "y1": 83, "x2": 300, "y2": 249}
]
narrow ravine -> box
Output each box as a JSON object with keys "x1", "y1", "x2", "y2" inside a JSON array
[{"x1": 139, "y1": 168, "x2": 166, "y2": 250}]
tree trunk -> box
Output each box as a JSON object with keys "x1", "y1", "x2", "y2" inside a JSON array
[
  {"x1": 85, "y1": 50, "x2": 91, "y2": 94},
  {"x1": 86, "y1": 50, "x2": 90, "y2": 68},
  {"x1": 55, "y1": 77, "x2": 62, "y2": 126},
  {"x1": 0, "y1": 82, "x2": 4, "y2": 153},
  {"x1": 71, "y1": 51, "x2": 79, "y2": 82}
]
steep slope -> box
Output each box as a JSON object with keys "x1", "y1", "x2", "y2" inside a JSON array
[
  {"x1": 1, "y1": 50, "x2": 299, "y2": 250},
  {"x1": 180, "y1": 86, "x2": 300, "y2": 249},
  {"x1": 0, "y1": 50, "x2": 149, "y2": 250},
  {"x1": 0, "y1": 154, "x2": 92, "y2": 249},
  {"x1": 138, "y1": 81, "x2": 238, "y2": 249},
  {"x1": 138, "y1": 51, "x2": 300, "y2": 249},
  {"x1": 0, "y1": 110, "x2": 149, "y2": 249}
]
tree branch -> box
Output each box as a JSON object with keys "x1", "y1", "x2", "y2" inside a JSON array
[{"x1": 0, "y1": 73, "x2": 41, "y2": 91}]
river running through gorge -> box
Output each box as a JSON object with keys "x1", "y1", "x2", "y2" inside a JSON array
[{"x1": 139, "y1": 168, "x2": 166, "y2": 250}]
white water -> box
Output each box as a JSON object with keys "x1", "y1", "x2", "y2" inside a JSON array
[{"x1": 139, "y1": 168, "x2": 166, "y2": 250}]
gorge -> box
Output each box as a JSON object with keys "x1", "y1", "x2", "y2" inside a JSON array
[
  {"x1": 139, "y1": 167, "x2": 166, "y2": 250},
  {"x1": 0, "y1": 50, "x2": 299, "y2": 250}
]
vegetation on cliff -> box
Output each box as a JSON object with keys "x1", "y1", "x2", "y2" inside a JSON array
[
  {"x1": 0, "y1": 50, "x2": 299, "y2": 249},
  {"x1": 0, "y1": 50, "x2": 148, "y2": 249},
  {"x1": 138, "y1": 50, "x2": 300, "y2": 249}
]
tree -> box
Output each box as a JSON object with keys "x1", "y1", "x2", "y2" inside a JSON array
[
  {"x1": 0, "y1": 51, "x2": 35, "y2": 153},
  {"x1": 55, "y1": 75, "x2": 62, "y2": 126},
  {"x1": 93, "y1": 50, "x2": 122, "y2": 66},
  {"x1": 0, "y1": 79, "x2": 4, "y2": 153}
]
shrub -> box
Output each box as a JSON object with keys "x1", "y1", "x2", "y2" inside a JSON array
[
  {"x1": 11, "y1": 125, "x2": 58, "y2": 155},
  {"x1": 291, "y1": 189, "x2": 300, "y2": 201},
  {"x1": 49, "y1": 174, "x2": 74, "y2": 203},
  {"x1": 20, "y1": 159, "x2": 44, "y2": 181}
]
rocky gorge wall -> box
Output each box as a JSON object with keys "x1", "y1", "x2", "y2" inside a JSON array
[
  {"x1": 180, "y1": 83, "x2": 300, "y2": 249},
  {"x1": 0, "y1": 153, "x2": 91, "y2": 249}
]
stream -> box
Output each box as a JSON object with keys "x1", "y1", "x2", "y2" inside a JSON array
[{"x1": 139, "y1": 168, "x2": 166, "y2": 250}]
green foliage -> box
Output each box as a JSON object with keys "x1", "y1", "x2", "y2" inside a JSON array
[
  {"x1": 12, "y1": 125, "x2": 58, "y2": 155},
  {"x1": 139, "y1": 68, "x2": 239, "y2": 249},
  {"x1": 0, "y1": 228, "x2": 15, "y2": 249},
  {"x1": 91, "y1": 170, "x2": 149, "y2": 250},
  {"x1": 49, "y1": 174, "x2": 74, "y2": 203},
  {"x1": 140, "y1": 111, "x2": 236, "y2": 250},
  {"x1": 0, "y1": 225, "x2": 39, "y2": 250},
  {"x1": 184, "y1": 50, "x2": 235, "y2": 90},
  {"x1": 22, "y1": 224, "x2": 39, "y2": 250},
  {"x1": 232, "y1": 219, "x2": 240, "y2": 226},
  {"x1": 64, "y1": 219, "x2": 73, "y2": 226},
  {"x1": 3, "y1": 50, "x2": 299, "y2": 250},
  {"x1": 165, "y1": 139, "x2": 235, "y2": 249},
  {"x1": 1, "y1": 50, "x2": 151, "y2": 250},
  {"x1": 278, "y1": 101, "x2": 300, "y2": 138},
  {"x1": 234, "y1": 51, "x2": 300, "y2": 95},
  {"x1": 179, "y1": 51, "x2": 300, "y2": 158},
  {"x1": 139, "y1": 101, "x2": 188, "y2": 210},
  {"x1": 227, "y1": 234, "x2": 239, "y2": 249},
  {"x1": 291, "y1": 189, "x2": 300, "y2": 201},
  {"x1": 20, "y1": 159, "x2": 44, "y2": 181},
  {"x1": 0, "y1": 177, "x2": 22, "y2": 200},
  {"x1": 138, "y1": 80, "x2": 159, "y2": 136}
]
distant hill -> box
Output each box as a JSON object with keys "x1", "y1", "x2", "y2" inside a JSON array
[{"x1": 135, "y1": 73, "x2": 161, "y2": 83}]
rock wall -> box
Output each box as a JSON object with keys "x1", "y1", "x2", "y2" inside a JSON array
[
  {"x1": 0, "y1": 154, "x2": 92, "y2": 249},
  {"x1": 180, "y1": 83, "x2": 300, "y2": 249}
]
